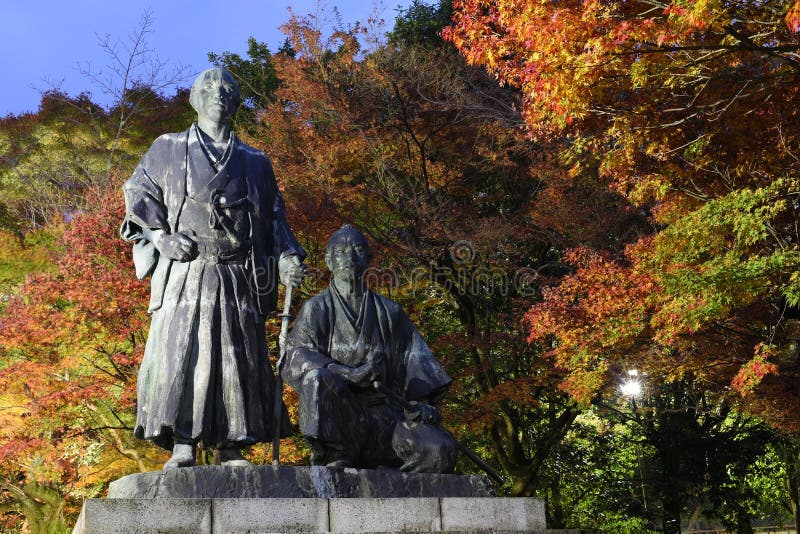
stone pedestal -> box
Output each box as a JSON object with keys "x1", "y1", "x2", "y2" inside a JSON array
[
  {"x1": 74, "y1": 466, "x2": 549, "y2": 533},
  {"x1": 107, "y1": 465, "x2": 495, "y2": 499}
]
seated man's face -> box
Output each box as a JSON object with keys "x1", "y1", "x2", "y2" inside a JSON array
[{"x1": 326, "y1": 234, "x2": 370, "y2": 284}]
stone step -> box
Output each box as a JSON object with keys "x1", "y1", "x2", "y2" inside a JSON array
[{"x1": 73, "y1": 497, "x2": 549, "y2": 533}]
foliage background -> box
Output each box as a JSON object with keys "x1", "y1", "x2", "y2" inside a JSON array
[{"x1": 1, "y1": 1, "x2": 800, "y2": 532}]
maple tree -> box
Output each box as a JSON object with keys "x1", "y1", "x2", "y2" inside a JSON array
[
  {"x1": 444, "y1": 0, "x2": 800, "y2": 529},
  {"x1": 0, "y1": 181, "x2": 158, "y2": 531},
  {"x1": 447, "y1": 0, "x2": 800, "y2": 432}
]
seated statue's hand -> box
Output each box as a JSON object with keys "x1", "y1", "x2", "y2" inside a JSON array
[
  {"x1": 328, "y1": 361, "x2": 378, "y2": 386},
  {"x1": 405, "y1": 402, "x2": 442, "y2": 425},
  {"x1": 156, "y1": 232, "x2": 198, "y2": 262},
  {"x1": 366, "y1": 350, "x2": 387, "y2": 381},
  {"x1": 327, "y1": 362, "x2": 353, "y2": 381},
  {"x1": 279, "y1": 254, "x2": 306, "y2": 288},
  {"x1": 350, "y1": 362, "x2": 379, "y2": 386}
]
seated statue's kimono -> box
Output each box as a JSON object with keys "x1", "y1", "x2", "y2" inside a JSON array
[
  {"x1": 283, "y1": 283, "x2": 458, "y2": 473},
  {"x1": 120, "y1": 124, "x2": 304, "y2": 450}
]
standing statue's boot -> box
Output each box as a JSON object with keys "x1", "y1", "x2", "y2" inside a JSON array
[
  {"x1": 218, "y1": 447, "x2": 252, "y2": 467},
  {"x1": 163, "y1": 442, "x2": 196, "y2": 470}
]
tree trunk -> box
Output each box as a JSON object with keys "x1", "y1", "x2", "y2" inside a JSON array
[
  {"x1": 733, "y1": 505, "x2": 754, "y2": 534},
  {"x1": 661, "y1": 493, "x2": 682, "y2": 534},
  {"x1": 659, "y1": 448, "x2": 683, "y2": 534},
  {"x1": 546, "y1": 475, "x2": 566, "y2": 529},
  {"x1": 782, "y1": 442, "x2": 800, "y2": 533},
  {"x1": 19, "y1": 481, "x2": 67, "y2": 534},
  {"x1": 509, "y1": 479, "x2": 528, "y2": 496}
]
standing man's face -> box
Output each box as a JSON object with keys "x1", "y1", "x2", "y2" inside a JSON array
[{"x1": 196, "y1": 72, "x2": 237, "y2": 124}]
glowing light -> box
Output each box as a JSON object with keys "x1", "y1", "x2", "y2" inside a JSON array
[
  {"x1": 619, "y1": 369, "x2": 643, "y2": 398},
  {"x1": 620, "y1": 379, "x2": 642, "y2": 397}
]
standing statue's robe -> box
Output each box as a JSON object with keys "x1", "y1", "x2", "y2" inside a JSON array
[
  {"x1": 283, "y1": 283, "x2": 458, "y2": 472},
  {"x1": 121, "y1": 124, "x2": 304, "y2": 450}
]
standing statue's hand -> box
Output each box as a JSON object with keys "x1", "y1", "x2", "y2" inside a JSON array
[
  {"x1": 279, "y1": 254, "x2": 305, "y2": 288},
  {"x1": 156, "y1": 232, "x2": 198, "y2": 262}
]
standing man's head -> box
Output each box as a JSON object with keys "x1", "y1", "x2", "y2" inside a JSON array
[
  {"x1": 325, "y1": 225, "x2": 371, "y2": 284},
  {"x1": 190, "y1": 68, "x2": 240, "y2": 124}
]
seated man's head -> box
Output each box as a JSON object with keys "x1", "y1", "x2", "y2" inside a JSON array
[
  {"x1": 325, "y1": 225, "x2": 371, "y2": 284},
  {"x1": 190, "y1": 68, "x2": 241, "y2": 125}
]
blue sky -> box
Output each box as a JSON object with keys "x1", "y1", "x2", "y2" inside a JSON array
[{"x1": 1, "y1": 1, "x2": 413, "y2": 116}]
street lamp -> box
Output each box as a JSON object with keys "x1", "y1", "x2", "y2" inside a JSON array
[
  {"x1": 620, "y1": 368, "x2": 643, "y2": 398},
  {"x1": 618, "y1": 368, "x2": 647, "y2": 511}
]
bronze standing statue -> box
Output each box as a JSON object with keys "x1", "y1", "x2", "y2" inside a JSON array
[
  {"x1": 120, "y1": 68, "x2": 305, "y2": 470},
  {"x1": 283, "y1": 225, "x2": 458, "y2": 473}
]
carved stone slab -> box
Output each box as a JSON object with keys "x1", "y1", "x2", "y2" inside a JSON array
[{"x1": 107, "y1": 465, "x2": 496, "y2": 499}]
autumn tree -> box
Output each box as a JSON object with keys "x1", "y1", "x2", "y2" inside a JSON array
[
  {"x1": 447, "y1": 0, "x2": 800, "y2": 408},
  {"x1": 0, "y1": 93, "x2": 110, "y2": 237},
  {"x1": 0, "y1": 182, "x2": 161, "y2": 531},
  {"x1": 444, "y1": 0, "x2": 800, "y2": 529}
]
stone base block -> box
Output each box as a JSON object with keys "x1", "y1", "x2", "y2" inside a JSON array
[
  {"x1": 73, "y1": 497, "x2": 548, "y2": 533},
  {"x1": 213, "y1": 498, "x2": 328, "y2": 532},
  {"x1": 441, "y1": 498, "x2": 546, "y2": 531},
  {"x1": 73, "y1": 498, "x2": 211, "y2": 533},
  {"x1": 330, "y1": 497, "x2": 442, "y2": 532}
]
